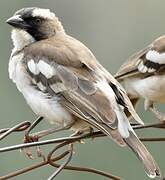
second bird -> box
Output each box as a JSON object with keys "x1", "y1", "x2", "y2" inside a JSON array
[{"x1": 115, "y1": 36, "x2": 165, "y2": 122}]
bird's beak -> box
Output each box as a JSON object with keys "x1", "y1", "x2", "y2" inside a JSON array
[{"x1": 6, "y1": 15, "x2": 29, "y2": 29}]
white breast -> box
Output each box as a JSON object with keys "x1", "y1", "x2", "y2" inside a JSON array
[
  {"x1": 9, "y1": 53, "x2": 73, "y2": 126},
  {"x1": 11, "y1": 29, "x2": 35, "y2": 52},
  {"x1": 125, "y1": 76, "x2": 165, "y2": 103}
]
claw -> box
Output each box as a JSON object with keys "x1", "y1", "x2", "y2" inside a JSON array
[
  {"x1": 21, "y1": 147, "x2": 34, "y2": 159},
  {"x1": 149, "y1": 107, "x2": 165, "y2": 122},
  {"x1": 36, "y1": 146, "x2": 46, "y2": 161},
  {"x1": 79, "y1": 139, "x2": 85, "y2": 144},
  {"x1": 21, "y1": 135, "x2": 35, "y2": 159},
  {"x1": 22, "y1": 134, "x2": 44, "y2": 160}
]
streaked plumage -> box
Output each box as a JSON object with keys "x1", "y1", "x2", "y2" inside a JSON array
[{"x1": 7, "y1": 7, "x2": 160, "y2": 178}]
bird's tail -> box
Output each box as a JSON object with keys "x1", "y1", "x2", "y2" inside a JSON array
[
  {"x1": 115, "y1": 107, "x2": 160, "y2": 178},
  {"x1": 124, "y1": 131, "x2": 160, "y2": 178}
]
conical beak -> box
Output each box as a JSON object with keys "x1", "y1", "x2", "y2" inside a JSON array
[{"x1": 6, "y1": 15, "x2": 29, "y2": 29}]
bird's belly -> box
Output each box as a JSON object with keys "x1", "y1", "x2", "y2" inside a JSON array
[
  {"x1": 125, "y1": 76, "x2": 165, "y2": 103},
  {"x1": 23, "y1": 88, "x2": 73, "y2": 126},
  {"x1": 9, "y1": 55, "x2": 73, "y2": 126}
]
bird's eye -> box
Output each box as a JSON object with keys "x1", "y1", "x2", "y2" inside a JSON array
[{"x1": 34, "y1": 18, "x2": 42, "y2": 24}]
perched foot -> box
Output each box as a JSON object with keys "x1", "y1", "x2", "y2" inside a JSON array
[
  {"x1": 21, "y1": 117, "x2": 45, "y2": 160},
  {"x1": 144, "y1": 99, "x2": 165, "y2": 123},
  {"x1": 71, "y1": 127, "x2": 94, "y2": 144},
  {"x1": 22, "y1": 134, "x2": 37, "y2": 160},
  {"x1": 149, "y1": 107, "x2": 165, "y2": 123},
  {"x1": 22, "y1": 119, "x2": 74, "y2": 160},
  {"x1": 22, "y1": 134, "x2": 45, "y2": 161}
]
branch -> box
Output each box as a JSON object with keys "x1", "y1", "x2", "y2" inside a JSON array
[{"x1": 0, "y1": 120, "x2": 165, "y2": 180}]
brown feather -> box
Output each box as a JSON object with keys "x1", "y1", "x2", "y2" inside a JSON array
[
  {"x1": 115, "y1": 45, "x2": 152, "y2": 80},
  {"x1": 124, "y1": 131, "x2": 160, "y2": 178}
]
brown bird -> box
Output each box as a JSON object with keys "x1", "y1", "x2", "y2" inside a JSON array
[
  {"x1": 6, "y1": 7, "x2": 160, "y2": 178},
  {"x1": 115, "y1": 36, "x2": 165, "y2": 122}
]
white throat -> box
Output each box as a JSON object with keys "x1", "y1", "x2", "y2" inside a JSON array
[{"x1": 11, "y1": 29, "x2": 35, "y2": 52}]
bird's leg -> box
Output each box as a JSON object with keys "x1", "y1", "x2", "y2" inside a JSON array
[
  {"x1": 23, "y1": 116, "x2": 44, "y2": 159},
  {"x1": 149, "y1": 106, "x2": 165, "y2": 123},
  {"x1": 24, "y1": 116, "x2": 43, "y2": 142},
  {"x1": 23, "y1": 117, "x2": 74, "y2": 160},
  {"x1": 32, "y1": 121, "x2": 75, "y2": 139},
  {"x1": 70, "y1": 127, "x2": 94, "y2": 144},
  {"x1": 34, "y1": 123, "x2": 73, "y2": 160},
  {"x1": 144, "y1": 99, "x2": 165, "y2": 123}
]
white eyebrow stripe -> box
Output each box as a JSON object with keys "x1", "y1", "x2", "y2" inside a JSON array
[
  {"x1": 37, "y1": 60, "x2": 56, "y2": 78},
  {"x1": 27, "y1": 59, "x2": 39, "y2": 75},
  {"x1": 32, "y1": 8, "x2": 55, "y2": 19},
  {"x1": 146, "y1": 50, "x2": 165, "y2": 64}
]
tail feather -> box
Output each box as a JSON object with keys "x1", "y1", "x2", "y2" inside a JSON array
[
  {"x1": 124, "y1": 131, "x2": 160, "y2": 178},
  {"x1": 101, "y1": 126, "x2": 126, "y2": 146},
  {"x1": 115, "y1": 107, "x2": 160, "y2": 178}
]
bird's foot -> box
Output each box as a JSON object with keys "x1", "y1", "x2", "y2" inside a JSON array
[
  {"x1": 149, "y1": 107, "x2": 165, "y2": 123},
  {"x1": 71, "y1": 127, "x2": 94, "y2": 144},
  {"x1": 22, "y1": 134, "x2": 45, "y2": 161}
]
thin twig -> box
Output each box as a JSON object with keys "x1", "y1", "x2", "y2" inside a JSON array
[
  {"x1": 0, "y1": 121, "x2": 31, "y2": 140},
  {"x1": 47, "y1": 140, "x2": 121, "y2": 180},
  {"x1": 0, "y1": 150, "x2": 121, "y2": 180},
  {"x1": 1, "y1": 128, "x2": 165, "y2": 153},
  {"x1": 0, "y1": 122, "x2": 31, "y2": 135},
  {"x1": 0, "y1": 135, "x2": 84, "y2": 152},
  {"x1": 25, "y1": 117, "x2": 43, "y2": 136},
  {"x1": 47, "y1": 143, "x2": 73, "y2": 180},
  {"x1": 132, "y1": 122, "x2": 165, "y2": 129}
]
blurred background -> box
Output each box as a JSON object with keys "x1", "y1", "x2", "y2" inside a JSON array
[{"x1": 0, "y1": 0, "x2": 165, "y2": 179}]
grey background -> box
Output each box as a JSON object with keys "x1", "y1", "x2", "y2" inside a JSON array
[{"x1": 0, "y1": 0, "x2": 164, "y2": 179}]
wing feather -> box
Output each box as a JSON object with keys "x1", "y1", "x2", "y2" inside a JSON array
[{"x1": 115, "y1": 45, "x2": 152, "y2": 80}]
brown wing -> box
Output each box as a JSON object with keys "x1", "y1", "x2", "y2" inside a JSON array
[{"x1": 115, "y1": 45, "x2": 152, "y2": 81}]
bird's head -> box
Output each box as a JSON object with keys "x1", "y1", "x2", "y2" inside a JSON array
[{"x1": 6, "y1": 7, "x2": 65, "y2": 50}]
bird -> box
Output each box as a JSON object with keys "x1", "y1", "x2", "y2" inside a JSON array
[
  {"x1": 115, "y1": 36, "x2": 165, "y2": 122},
  {"x1": 6, "y1": 7, "x2": 160, "y2": 178}
]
